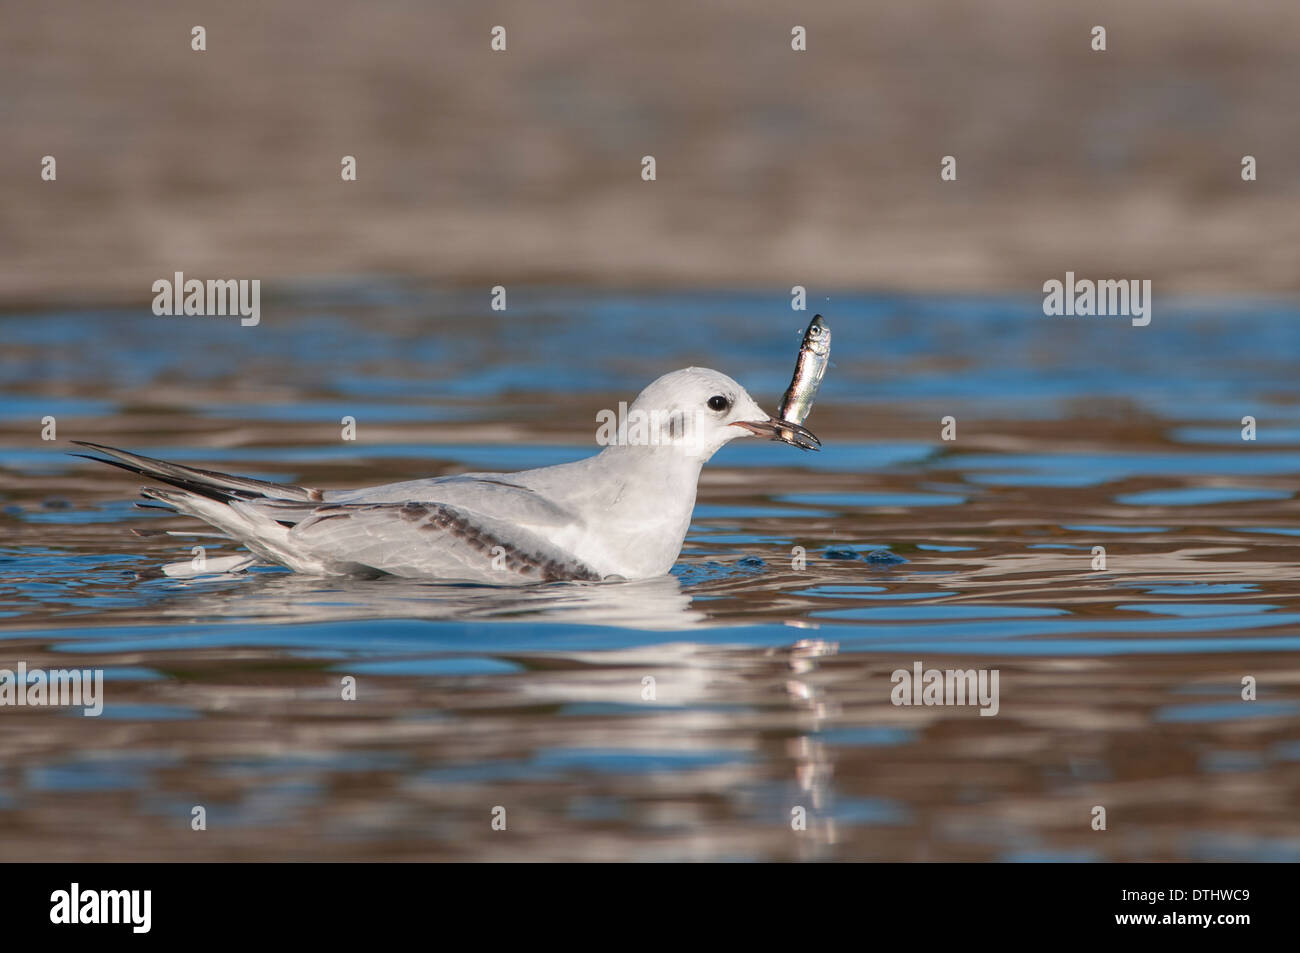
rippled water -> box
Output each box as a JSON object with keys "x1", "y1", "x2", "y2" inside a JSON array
[{"x1": 3, "y1": 286, "x2": 1300, "y2": 861}]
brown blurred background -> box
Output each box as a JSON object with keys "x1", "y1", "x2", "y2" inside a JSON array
[{"x1": 2, "y1": 0, "x2": 1297, "y2": 306}]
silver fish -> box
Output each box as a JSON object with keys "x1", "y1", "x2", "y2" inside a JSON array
[{"x1": 777, "y1": 315, "x2": 830, "y2": 447}]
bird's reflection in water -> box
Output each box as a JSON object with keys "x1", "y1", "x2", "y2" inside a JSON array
[
  {"x1": 146, "y1": 570, "x2": 854, "y2": 859},
  {"x1": 160, "y1": 569, "x2": 709, "y2": 630}
]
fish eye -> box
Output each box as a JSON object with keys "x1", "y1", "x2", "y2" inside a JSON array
[{"x1": 707, "y1": 395, "x2": 730, "y2": 412}]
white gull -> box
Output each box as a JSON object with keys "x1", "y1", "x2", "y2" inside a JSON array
[{"x1": 74, "y1": 367, "x2": 819, "y2": 584}]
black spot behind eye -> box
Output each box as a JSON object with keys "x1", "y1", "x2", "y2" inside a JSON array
[{"x1": 707, "y1": 395, "x2": 730, "y2": 412}]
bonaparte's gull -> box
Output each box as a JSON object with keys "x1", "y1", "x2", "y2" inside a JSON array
[{"x1": 74, "y1": 367, "x2": 819, "y2": 584}]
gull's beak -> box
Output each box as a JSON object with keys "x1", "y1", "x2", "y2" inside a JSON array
[{"x1": 733, "y1": 417, "x2": 822, "y2": 451}]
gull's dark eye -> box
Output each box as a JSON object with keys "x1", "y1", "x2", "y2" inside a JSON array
[{"x1": 707, "y1": 395, "x2": 730, "y2": 412}]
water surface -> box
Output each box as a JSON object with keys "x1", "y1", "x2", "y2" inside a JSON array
[{"x1": 3, "y1": 287, "x2": 1299, "y2": 861}]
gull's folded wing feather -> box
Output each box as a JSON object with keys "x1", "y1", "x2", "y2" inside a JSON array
[
  {"x1": 285, "y1": 500, "x2": 602, "y2": 583},
  {"x1": 71, "y1": 441, "x2": 322, "y2": 502},
  {"x1": 325, "y1": 472, "x2": 578, "y2": 521}
]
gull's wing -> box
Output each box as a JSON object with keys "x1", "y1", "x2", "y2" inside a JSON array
[
  {"x1": 71, "y1": 441, "x2": 323, "y2": 502},
  {"x1": 74, "y1": 441, "x2": 605, "y2": 582},
  {"x1": 325, "y1": 472, "x2": 579, "y2": 518},
  {"x1": 281, "y1": 500, "x2": 602, "y2": 583}
]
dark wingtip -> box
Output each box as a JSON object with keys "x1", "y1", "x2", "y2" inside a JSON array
[{"x1": 69, "y1": 441, "x2": 114, "y2": 459}]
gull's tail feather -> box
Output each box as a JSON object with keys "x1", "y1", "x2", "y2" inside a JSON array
[
  {"x1": 70, "y1": 441, "x2": 324, "y2": 504},
  {"x1": 129, "y1": 485, "x2": 314, "y2": 573},
  {"x1": 131, "y1": 528, "x2": 231, "y2": 539},
  {"x1": 161, "y1": 553, "x2": 261, "y2": 578},
  {"x1": 74, "y1": 443, "x2": 327, "y2": 574},
  {"x1": 133, "y1": 552, "x2": 262, "y2": 580}
]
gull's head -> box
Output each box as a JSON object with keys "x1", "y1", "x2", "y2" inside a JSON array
[{"x1": 614, "y1": 367, "x2": 820, "y2": 461}]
